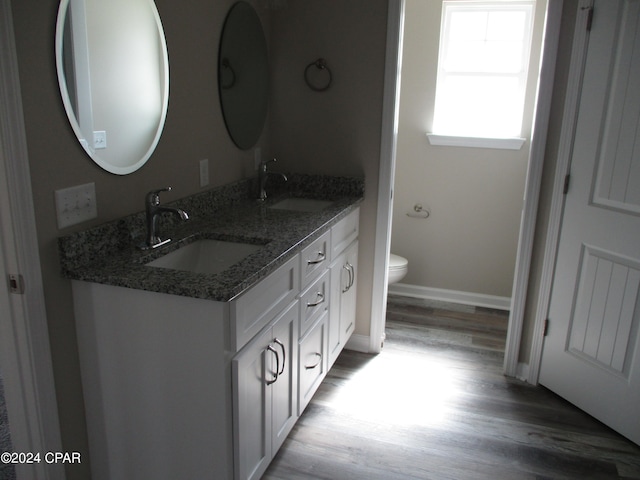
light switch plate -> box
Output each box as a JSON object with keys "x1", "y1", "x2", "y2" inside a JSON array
[
  {"x1": 93, "y1": 131, "x2": 107, "y2": 149},
  {"x1": 55, "y1": 182, "x2": 97, "y2": 229}
]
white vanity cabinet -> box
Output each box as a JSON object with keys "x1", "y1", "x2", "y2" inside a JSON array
[
  {"x1": 71, "y1": 206, "x2": 360, "y2": 480},
  {"x1": 72, "y1": 281, "x2": 235, "y2": 480},
  {"x1": 232, "y1": 301, "x2": 299, "y2": 480}
]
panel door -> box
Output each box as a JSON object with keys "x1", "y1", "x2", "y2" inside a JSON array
[
  {"x1": 341, "y1": 241, "x2": 358, "y2": 345},
  {"x1": 270, "y1": 302, "x2": 299, "y2": 453},
  {"x1": 539, "y1": 0, "x2": 640, "y2": 445},
  {"x1": 232, "y1": 327, "x2": 272, "y2": 480}
]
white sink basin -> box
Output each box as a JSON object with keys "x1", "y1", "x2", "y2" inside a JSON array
[
  {"x1": 269, "y1": 198, "x2": 333, "y2": 212},
  {"x1": 146, "y1": 239, "x2": 263, "y2": 275}
]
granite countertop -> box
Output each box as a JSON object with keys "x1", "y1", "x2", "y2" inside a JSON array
[{"x1": 59, "y1": 174, "x2": 364, "y2": 302}]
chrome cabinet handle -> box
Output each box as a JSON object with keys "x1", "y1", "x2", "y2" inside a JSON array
[
  {"x1": 307, "y1": 251, "x2": 326, "y2": 265},
  {"x1": 274, "y1": 338, "x2": 286, "y2": 375},
  {"x1": 347, "y1": 262, "x2": 355, "y2": 289},
  {"x1": 306, "y1": 292, "x2": 325, "y2": 307},
  {"x1": 342, "y1": 262, "x2": 355, "y2": 293},
  {"x1": 266, "y1": 344, "x2": 280, "y2": 385},
  {"x1": 305, "y1": 352, "x2": 322, "y2": 370},
  {"x1": 342, "y1": 263, "x2": 352, "y2": 293}
]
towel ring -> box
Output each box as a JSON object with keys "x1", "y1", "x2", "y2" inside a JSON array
[
  {"x1": 304, "y1": 58, "x2": 332, "y2": 92},
  {"x1": 220, "y1": 58, "x2": 236, "y2": 89},
  {"x1": 406, "y1": 204, "x2": 430, "y2": 219}
]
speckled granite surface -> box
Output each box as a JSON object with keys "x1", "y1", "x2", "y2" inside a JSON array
[
  {"x1": 59, "y1": 175, "x2": 364, "y2": 302},
  {"x1": 0, "y1": 373, "x2": 16, "y2": 480}
]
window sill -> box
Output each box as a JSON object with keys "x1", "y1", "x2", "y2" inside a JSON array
[{"x1": 426, "y1": 134, "x2": 526, "y2": 150}]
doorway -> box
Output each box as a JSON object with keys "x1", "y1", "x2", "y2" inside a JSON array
[
  {"x1": 389, "y1": 0, "x2": 547, "y2": 311},
  {"x1": 370, "y1": 0, "x2": 564, "y2": 375}
]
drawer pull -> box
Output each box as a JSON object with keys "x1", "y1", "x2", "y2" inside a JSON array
[
  {"x1": 305, "y1": 352, "x2": 322, "y2": 370},
  {"x1": 306, "y1": 292, "x2": 325, "y2": 308},
  {"x1": 307, "y1": 251, "x2": 326, "y2": 265},
  {"x1": 266, "y1": 344, "x2": 280, "y2": 385},
  {"x1": 274, "y1": 338, "x2": 286, "y2": 375}
]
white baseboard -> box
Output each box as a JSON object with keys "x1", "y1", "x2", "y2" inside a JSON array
[
  {"x1": 516, "y1": 362, "x2": 530, "y2": 383},
  {"x1": 388, "y1": 283, "x2": 511, "y2": 311},
  {"x1": 345, "y1": 334, "x2": 371, "y2": 353}
]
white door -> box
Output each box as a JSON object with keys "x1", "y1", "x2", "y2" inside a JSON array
[{"x1": 539, "y1": 0, "x2": 640, "y2": 445}]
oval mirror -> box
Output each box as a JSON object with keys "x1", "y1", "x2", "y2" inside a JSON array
[
  {"x1": 218, "y1": 2, "x2": 269, "y2": 150},
  {"x1": 55, "y1": 0, "x2": 169, "y2": 175}
]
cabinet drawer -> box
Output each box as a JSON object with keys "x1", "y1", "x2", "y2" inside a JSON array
[
  {"x1": 300, "y1": 230, "x2": 330, "y2": 288},
  {"x1": 299, "y1": 269, "x2": 329, "y2": 337},
  {"x1": 330, "y1": 208, "x2": 359, "y2": 261},
  {"x1": 231, "y1": 255, "x2": 300, "y2": 352},
  {"x1": 298, "y1": 312, "x2": 328, "y2": 415}
]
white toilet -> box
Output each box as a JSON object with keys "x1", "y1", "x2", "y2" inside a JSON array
[{"x1": 388, "y1": 253, "x2": 408, "y2": 285}]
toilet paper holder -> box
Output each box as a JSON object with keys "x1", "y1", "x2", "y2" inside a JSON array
[{"x1": 407, "y1": 203, "x2": 430, "y2": 219}]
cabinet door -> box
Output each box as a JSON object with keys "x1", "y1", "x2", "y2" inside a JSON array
[
  {"x1": 328, "y1": 252, "x2": 346, "y2": 366},
  {"x1": 271, "y1": 302, "x2": 299, "y2": 453},
  {"x1": 232, "y1": 327, "x2": 273, "y2": 480},
  {"x1": 340, "y1": 241, "x2": 358, "y2": 344},
  {"x1": 328, "y1": 241, "x2": 358, "y2": 367}
]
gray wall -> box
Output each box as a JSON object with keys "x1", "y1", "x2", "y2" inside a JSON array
[
  {"x1": 268, "y1": 0, "x2": 388, "y2": 337},
  {"x1": 10, "y1": 1, "x2": 387, "y2": 478}
]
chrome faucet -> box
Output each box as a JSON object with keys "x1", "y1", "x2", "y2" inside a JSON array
[
  {"x1": 140, "y1": 187, "x2": 189, "y2": 250},
  {"x1": 257, "y1": 158, "x2": 288, "y2": 202}
]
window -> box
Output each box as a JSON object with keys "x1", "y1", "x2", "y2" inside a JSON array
[{"x1": 430, "y1": 1, "x2": 535, "y2": 148}]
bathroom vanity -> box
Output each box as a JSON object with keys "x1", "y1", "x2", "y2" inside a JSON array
[{"x1": 60, "y1": 176, "x2": 362, "y2": 480}]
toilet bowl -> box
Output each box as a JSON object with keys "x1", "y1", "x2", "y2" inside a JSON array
[{"x1": 388, "y1": 253, "x2": 408, "y2": 285}]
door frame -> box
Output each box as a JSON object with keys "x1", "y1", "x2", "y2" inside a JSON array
[
  {"x1": 368, "y1": 0, "x2": 405, "y2": 353},
  {"x1": 371, "y1": 0, "x2": 564, "y2": 376},
  {"x1": 0, "y1": 2, "x2": 64, "y2": 479},
  {"x1": 527, "y1": 0, "x2": 595, "y2": 384}
]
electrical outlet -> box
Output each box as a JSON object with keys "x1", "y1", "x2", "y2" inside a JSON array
[
  {"x1": 55, "y1": 182, "x2": 98, "y2": 229},
  {"x1": 199, "y1": 159, "x2": 209, "y2": 187}
]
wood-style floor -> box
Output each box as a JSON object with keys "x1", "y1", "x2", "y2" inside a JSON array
[{"x1": 264, "y1": 295, "x2": 640, "y2": 479}]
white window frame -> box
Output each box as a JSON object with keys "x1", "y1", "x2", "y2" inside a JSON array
[{"x1": 428, "y1": 0, "x2": 536, "y2": 150}]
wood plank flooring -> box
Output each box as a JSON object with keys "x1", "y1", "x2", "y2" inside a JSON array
[{"x1": 263, "y1": 295, "x2": 640, "y2": 479}]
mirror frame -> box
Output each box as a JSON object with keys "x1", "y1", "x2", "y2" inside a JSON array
[{"x1": 55, "y1": 0, "x2": 170, "y2": 175}]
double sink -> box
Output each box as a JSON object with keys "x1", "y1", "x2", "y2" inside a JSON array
[{"x1": 145, "y1": 198, "x2": 333, "y2": 275}]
